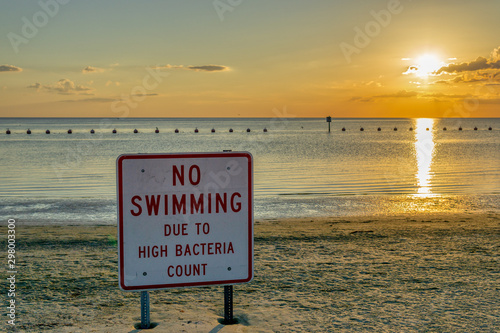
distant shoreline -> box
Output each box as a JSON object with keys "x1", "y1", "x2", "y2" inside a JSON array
[{"x1": 1, "y1": 116, "x2": 500, "y2": 119}]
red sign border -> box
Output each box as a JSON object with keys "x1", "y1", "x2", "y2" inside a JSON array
[{"x1": 117, "y1": 152, "x2": 253, "y2": 291}]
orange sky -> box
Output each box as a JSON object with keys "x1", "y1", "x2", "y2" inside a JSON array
[{"x1": 1, "y1": 0, "x2": 499, "y2": 118}]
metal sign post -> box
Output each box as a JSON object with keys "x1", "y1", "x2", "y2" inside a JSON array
[
  {"x1": 326, "y1": 116, "x2": 332, "y2": 132},
  {"x1": 140, "y1": 291, "x2": 150, "y2": 329},
  {"x1": 223, "y1": 285, "x2": 237, "y2": 324}
]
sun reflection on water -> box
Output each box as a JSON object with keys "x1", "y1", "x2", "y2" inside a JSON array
[{"x1": 414, "y1": 118, "x2": 436, "y2": 196}]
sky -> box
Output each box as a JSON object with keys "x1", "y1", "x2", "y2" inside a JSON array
[{"x1": 1, "y1": 0, "x2": 499, "y2": 118}]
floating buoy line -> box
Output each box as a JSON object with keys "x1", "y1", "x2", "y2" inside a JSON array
[
  {"x1": 3, "y1": 126, "x2": 495, "y2": 135},
  {"x1": 338, "y1": 126, "x2": 493, "y2": 132}
]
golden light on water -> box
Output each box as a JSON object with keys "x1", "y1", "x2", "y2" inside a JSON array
[{"x1": 414, "y1": 118, "x2": 436, "y2": 196}]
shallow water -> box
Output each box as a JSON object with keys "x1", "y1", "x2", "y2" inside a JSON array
[{"x1": 0, "y1": 117, "x2": 498, "y2": 224}]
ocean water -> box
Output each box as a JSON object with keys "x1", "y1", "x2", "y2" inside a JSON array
[{"x1": 0, "y1": 117, "x2": 498, "y2": 224}]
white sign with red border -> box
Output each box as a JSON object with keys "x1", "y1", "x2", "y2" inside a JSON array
[{"x1": 117, "y1": 152, "x2": 253, "y2": 291}]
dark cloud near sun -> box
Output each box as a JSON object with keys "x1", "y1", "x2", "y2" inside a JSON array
[
  {"x1": 435, "y1": 56, "x2": 500, "y2": 74},
  {"x1": 432, "y1": 71, "x2": 500, "y2": 85},
  {"x1": 434, "y1": 46, "x2": 500, "y2": 75},
  {"x1": 0, "y1": 64, "x2": 22, "y2": 72}
]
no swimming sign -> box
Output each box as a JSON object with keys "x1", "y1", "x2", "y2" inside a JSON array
[{"x1": 117, "y1": 152, "x2": 253, "y2": 291}]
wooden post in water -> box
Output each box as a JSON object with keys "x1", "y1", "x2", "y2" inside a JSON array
[{"x1": 326, "y1": 116, "x2": 332, "y2": 133}]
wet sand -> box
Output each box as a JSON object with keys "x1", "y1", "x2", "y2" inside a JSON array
[{"x1": 2, "y1": 212, "x2": 499, "y2": 332}]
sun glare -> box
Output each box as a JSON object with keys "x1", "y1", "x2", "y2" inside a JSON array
[
  {"x1": 416, "y1": 54, "x2": 442, "y2": 76},
  {"x1": 414, "y1": 118, "x2": 436, "y2": 196},
  {"x1": 403, "y1": 53, "x2": 445, "y2": 78}
]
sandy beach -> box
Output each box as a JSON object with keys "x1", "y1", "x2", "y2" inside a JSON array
[{"x1": 2, "y1": 212, "x2": 499, "y2": 332}]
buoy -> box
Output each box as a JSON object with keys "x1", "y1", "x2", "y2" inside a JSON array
[
  {"x1": 263, "y1": 128, "x2": 268, "y2": 132},
  {"x1": 488, "y1": 127, "x2": 492, "y2": 130},
  {"x1": 341, "y1": 127, "x2": 346, "y2": 131},
  {"x1": 112, "y1": 129, "x2": 117, "y2": 134},
  {"x1": 211, "y1": 128, "x2": 215, "y2": 133},
  {"x1": 27, "y1": 129, "x2": 31, "y2": 134},
  {"x1": 155, "y1": 127, "x2": 159, "y2": 133},
  {"x1": 474, "y1": 127, "x2": 477, "y2": 131},
  {"x1": 46, "y1": 130, "x2": 50, "y2": 134},
  {"x1": 409, "y1": 127, "x2": 413, "y2": 131},
  {"x1": 393, "y1": 127, "x2": 397, "y2": 131},
  {"x1": 68, "y1": 129, "x2": 72, "y2": 134},
  {"x1": 459, "y1": 127, "x2": 462, "y2": 131},
  {"x1": 360, "y1": 127, "x2": 364, "y2": 131},
  {"x1": 246, "y1": 128, "x2": 251, "y2": 132},
  {"x1": 134, "y1": 129, "x2": 138, "y2": 133},
  {"x1": 6, "y1": 129, "x2": 11, "y2": 134},
  {"x1": 229, "y1": 128, "x2": 233, "y2": 133},
  {"x1": 90, "y1": 129, "x2": 95, "y2": 134},
  {"x1": 443, "y1": 127, "x2": 447, "y2": 131},
  {"x1": 175, "y1": 129, "x2": 179, "y2": 133},
  {"x1": 194, "y1": 128, "x2": 199, "y2": 133},
  {"x1": 377, "y1": 127, "x2": 381, "y2": 131}
]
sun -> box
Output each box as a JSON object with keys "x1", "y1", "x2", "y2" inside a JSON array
[
  {"x1": 403, "y1": 53, "x2": 445, "y2": 78},
  {"x1": 415, "y1": 54, "x2": 443, "y2": 77}
]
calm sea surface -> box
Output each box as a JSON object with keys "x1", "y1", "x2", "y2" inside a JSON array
[{"x1": 0, "y1": 117, "x2": 498, "y2": 224}]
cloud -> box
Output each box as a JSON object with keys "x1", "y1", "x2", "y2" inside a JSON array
[
  {"x1": 491, "y1": 46, "x2": 500, "y2": 61},
  {"x1": 435, "y1": 56, "x2": 500, "y2": 74},
  {"x1": 349, "y1": 90, "x2": 471, "y2": 103},
  {"x1": 60, "y1": 97, "x2": 115, "y2": 103},
  {"x1": 0, "y1": 65, "x2": 22, "y2": 72},
  {"x1": 478, "y1": 98, "x2": 500, "y2": 104},
  {"x1": 130, "y1": 93, "x2": 159, "y2": 97},
  {"x1": 82, "y1": 66, "x2": 105, "y2": 74},
  {"x1": 153, "y1": 64, "x2": 230, "y2": 72},
  {"x1": 28, "y1": 79, "x2": 93, "y2": 95},
  {"x1": 46, "y1": 79, "x2": 92, "y2": 94},
  {"x1": 27, "y1": 82, "x2": 42, "y2": 89},
  {"x1": 186, "y1": 65, "x2": 229, "y2": 72},
  {"x1": 349, "y1": 90, "x2": 418, "y2": 103},
  {"x1": 431, "y1": 71, "x2": 500, "y2": 85},
  {"x1": 402, "y1": 66, "x2": 419, "y2": 75},
  {"x1": 349, "y1": 96, "x2": 373, "y2": 102},
  {"x1": 154, "y1": 64, "x2": 184, "y2": 70},
  {"x1": 375, "y1": 90, "x2": 418, "y2": 98},
  {"x1": 421, "y1": 92, "x2": 467, "y2": 99}
]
